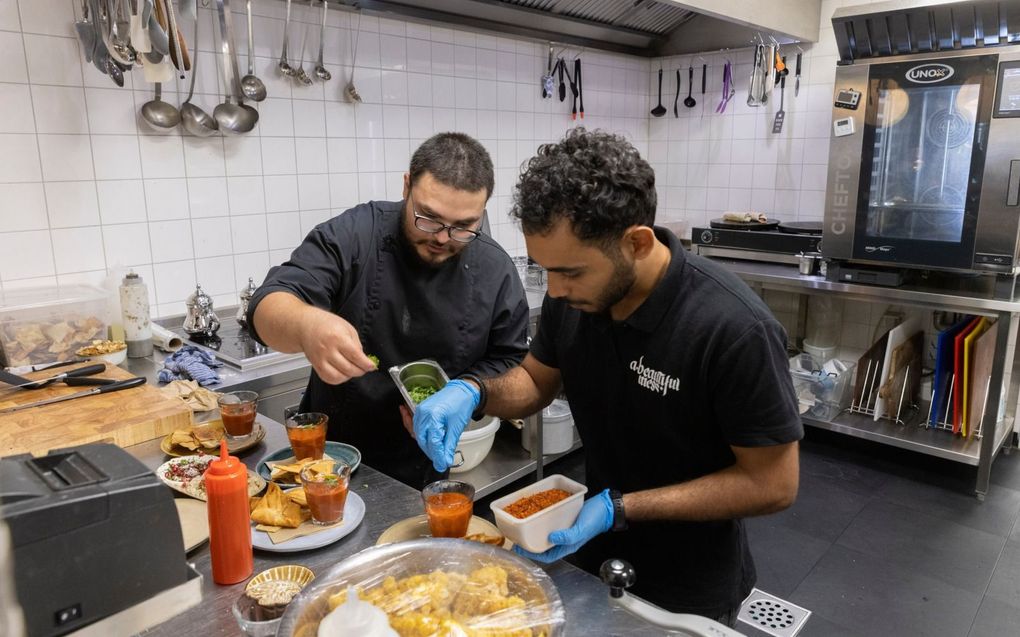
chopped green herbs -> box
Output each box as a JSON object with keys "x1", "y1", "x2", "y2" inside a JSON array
[
  {"x1": 367, "y1": 354, "x2": 379, "y2": 367},
  {"x1": 409, "y1": 384, "x2": 438, "y2": 404}
]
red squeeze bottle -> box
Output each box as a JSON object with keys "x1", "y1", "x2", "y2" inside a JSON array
[{"x1": 205, "y1": 439, "x2": 253, "y2": 585}]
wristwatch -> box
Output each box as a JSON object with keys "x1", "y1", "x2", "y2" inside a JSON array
[
  {"x1": 457, "y1": 373, "x2": 487, "y2": 421},
  {"x1": 609, "y1": 489, "x2": 627, "y2": 532}
]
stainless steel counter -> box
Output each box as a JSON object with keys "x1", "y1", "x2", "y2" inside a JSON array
[{"x1": 130, "y1": 419, "x2": 657, "y2": 636}]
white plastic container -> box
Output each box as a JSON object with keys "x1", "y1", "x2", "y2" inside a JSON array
[
  {"x1": 450, "y1": 416, "x2": 500, "y2": 474},
  {"x1": 0, "y1": 285, "x2": 109, "y2": 368},
  {"x1": 490, "y1": 474, "x2": 587, "y2": 553},
  {"x1": 522, "y1": 400, "x2": 575, "y2": 455}
]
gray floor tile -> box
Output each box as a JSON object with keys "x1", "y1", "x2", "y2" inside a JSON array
[
  {"x1": 765, "y1": 473, "x2": 871, "y2": 543},
  {"x1": 968, "y1": 595, "x2": 1020, "y2": 637},
  {"x1": 791, "y1": 545, "x2": 982, "y2": 637},
  {"x1": 797, "y1": 445, "x2": 891, "y2": 497},
  {"x1": 836, "y1": 499, "x2": 1005, "y2": 594},
  {"x1": 989, "y1": 447, "x2": 1020, "y2": 491},
  {"x1": 985, "y1": 540, "x2": 1020, "y2": 609},
  {"x1": 747, "y1": 519, "x2": 831, "y2": 598},
  {"x1": 878, "y1": 474, "x2": 1020, "y2": 537},
  {"x1": 1011, "y1": 515, "x2": 1020, "y2": 544},
  {"x1": 793, "y1": 613, "x2": 862, "y2": 637}
]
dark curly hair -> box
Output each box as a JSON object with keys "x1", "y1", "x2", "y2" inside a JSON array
[
  {"x1": 410, "y1": 132, "x2": 494, "y2": 199},
  {"x1": 510, "y1": 128, "x2": 656, "y2": 249}
]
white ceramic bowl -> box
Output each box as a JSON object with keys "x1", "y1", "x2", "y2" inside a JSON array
[
  {"x1": 490, "y1": 474, "x2": 587, "y2": 553},
  {"x1": 450, "y1": 416, "x2": 499, "y2": 474},
  {"x1": 95, "y1": 348, "x2": 127, "y2": 366}
]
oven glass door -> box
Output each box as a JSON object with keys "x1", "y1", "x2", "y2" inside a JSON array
[{"x1": 854, "y1": 55, "x2": 997, "y2": 269}]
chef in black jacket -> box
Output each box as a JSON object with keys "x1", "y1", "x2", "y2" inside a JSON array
[
  {"x1": 414, "y1": 129, "x2": 803, "y2": 626},
  {"x1": 247, "y1": 133, "x2": 529, "y2": 489}
]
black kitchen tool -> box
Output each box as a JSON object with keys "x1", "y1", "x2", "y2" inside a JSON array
[
  {"x1": 557, "y1": 58, "x2": 566, "y2": 101},
  {"x1": 568, "y1": 58, "x2": 580, "y2": 119},
  {"x1": 701, "y1": 63, "x2": 706, "y2": 94},
  {"x1": 772, "y1": 57, "x2": 786, "y2": 134},
  {"x1": 684, "y1": 66, "x2": 696, "y2": 108},
  {"x1": 0, "y1": 377, "x2": 147, "y2": 413},
  {"x1": 794, "y1": 52, "x2": 802, "y2": 97},
  {"x1": 576, "y1": 57, "x2": 584, "y2": 119},
  {"x1": 650, "y1": 68, "x2": 666, "y2": 117},
  {"x1": 710, "y1": 218, "x2": 780, "y2": 231},
  {"x1": 673, "y1": 68, "x2": 680, "y2": 117},
  {"x1": 0, "y1": 363, "x2": 115, "y2": 390}
]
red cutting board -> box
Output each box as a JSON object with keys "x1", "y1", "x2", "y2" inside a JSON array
[{"x1": 0, "y1": 363, "x2": 192, "y2": 457}]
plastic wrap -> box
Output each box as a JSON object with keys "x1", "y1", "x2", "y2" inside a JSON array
[{"x1": 278, "y1": 539, "x2": 566, "y2": 637}]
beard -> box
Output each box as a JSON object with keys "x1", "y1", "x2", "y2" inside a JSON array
[
  {"x1": 568, "y1": 250, "x2": 636, "y2": 314},
  {"x1": 398, "y1": 211, "x2": 461, "y2": 270}
]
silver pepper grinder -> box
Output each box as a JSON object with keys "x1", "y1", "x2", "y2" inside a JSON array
[
  {"x1": 236, "y1": 277, "x2": 257, "y2": 328},
  {"x1": 183, "y1": 284, "x2": 221, "y2": 338}
]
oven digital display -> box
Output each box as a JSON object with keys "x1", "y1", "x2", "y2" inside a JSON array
[{"x1": 994, "y1": 62, "x2": 1020, "y2": 118}]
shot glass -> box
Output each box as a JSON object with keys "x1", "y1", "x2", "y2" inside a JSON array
[
  {"x1": 300, "y1": 459, "x2": 351, "y2": 526},
  {"x1": 284, "y1": 412, "x2": 328, "y2": 461},
  {"x1": 422, "y1": 480, "x2": 475, "y2": 538},
  {"x1": 232, "y1": 593, "x2": 282, "y2": 637},
  {"x1": 218, "y1": 391, "x2": 259, "y2": 440}
]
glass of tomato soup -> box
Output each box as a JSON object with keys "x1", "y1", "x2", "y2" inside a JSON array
[
  {"x1": 218, "y1": 391, "x2": 259, "y2": 440},
  {"x1": 422, "y1": 480, "x2": 475, "y2": 538},
  {"x1": 300, "y1": 460, "x2": 351, "y2": 526},
  {"x1": 284, "y1": 412, "x2": 328, "y2": 461}
]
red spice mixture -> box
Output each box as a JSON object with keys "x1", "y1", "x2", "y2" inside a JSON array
[{"x1": 503, "y1": 488, "x2": 571, "y2": 519}]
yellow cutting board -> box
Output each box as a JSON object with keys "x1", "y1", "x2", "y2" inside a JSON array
[{"x1": 0, "y1": 363, "x2": 192, "y2": 457}]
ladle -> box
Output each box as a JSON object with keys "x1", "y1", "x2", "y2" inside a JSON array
[
  {"x1": 314, "y1": 0, "x2": 330, "y2": 81},
  {"x1": 213, "y1": 0, "x2": 257, "y2": 134},
  {"x1": 650, "y1": 68, "x2": 666, "y2": 117},
  {"x1": 140, "y1": 83, "x2": 181, "y2": 129},
  {"x1": 181, "y1": 13, "x2": 219, "y2": 137},
  {"x1": 240, "y1": 0, "x2": 267, "y2": 101},
  {"x1": 344, "y1": 10, "x2": 362, "y2": 102},
  {"x1": 293, "y1": 0, "x2": 313, "y2": 86},
  {"x1": 684, "y1": 65, "x2": 696, "y2": 108},
  {"x1": 278, "y1": 0, "x2": 295, "y2": 76}
]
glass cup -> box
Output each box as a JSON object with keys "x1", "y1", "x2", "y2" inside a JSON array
[
  {"x1": 300, "y1": 459, "x2": 352, "y2": 526},
  {"x1": 284, "y1": 412, "x2": 328, "y2": 461},
  {"x1": 422, "y1": 480, "x2": 475, "y2": 538},
  {"x1": 218, "y1": 391, "x2": 259, "y2": 440},
  {"x1": 232, "y1": 593, "x2": 283, "y2": 636}
]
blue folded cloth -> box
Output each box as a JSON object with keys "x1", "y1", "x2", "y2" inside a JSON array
[{"x1": 158, "y1": 346, "x2": 223, "y2": 386}]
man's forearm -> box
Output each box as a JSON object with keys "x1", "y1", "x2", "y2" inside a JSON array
[
  {"x1": 251, "y1": 292, "x2": 314, "y2": 353},
  {"x1": 623, "y1": 444, "x2": 799, "y2": 522},
  {"x1": 478, "y1": 365, "x2": 558, "y2": 420}
]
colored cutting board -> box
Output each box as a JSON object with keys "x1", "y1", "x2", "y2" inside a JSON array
[
  {"x1": 0, "y1": 363, "x2": 192, "y2": 457},
  {"x1": 961, "y1": 317, "x2": 988, "y2": 436},
  {"x1": 967, "y1": 319, "x2": 998, "y2": 439},
  {"x1": 952, "y1": 316, "x2": 983, "y2": 434},
  {"x1": 931, "y1": 316, "x2": 974, "y2": 428}
]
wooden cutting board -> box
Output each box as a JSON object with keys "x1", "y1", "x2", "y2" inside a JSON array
[{"x1": 0, "y1": 363, "x2": 192, "y2": 457}]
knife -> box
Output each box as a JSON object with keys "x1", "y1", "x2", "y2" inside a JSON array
[
  {"x1": 5, "y1": 359, "x2": 86, "y2": 375},
  {"x1": 0, "y1": 364, "x2": 113, "y2": 390},
  {"x1": 0, "y1": 377, "x2": 147, "y2": 414}
]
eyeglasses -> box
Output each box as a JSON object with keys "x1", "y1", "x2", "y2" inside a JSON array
[{"x1": 409, "y1": 196, "x2": 482, "y2": 244}]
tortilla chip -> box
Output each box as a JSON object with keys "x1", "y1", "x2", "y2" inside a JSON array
[
  {"x1": 286, "y1": 488, "x2": 307, "y2": 507},
  {"x1": 250, "y1": 483, "x2": 303, "y2": 528}
]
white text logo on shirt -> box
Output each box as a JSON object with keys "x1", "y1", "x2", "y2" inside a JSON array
[{"x1": 629, "y1": 356, "x2": 680, "y2": 396}]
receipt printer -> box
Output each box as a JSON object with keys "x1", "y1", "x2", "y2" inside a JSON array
[{"x1": 0, "y1": 443, "x2": 189, "y2": 636}]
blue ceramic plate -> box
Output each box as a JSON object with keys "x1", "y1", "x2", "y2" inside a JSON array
[{"x1": 255, "y1": 441, "x2": 362, "y2": 484}]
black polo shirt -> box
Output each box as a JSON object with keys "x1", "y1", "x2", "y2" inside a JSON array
[
  {"x1": 530, "y1": 227, "x2": 803, "y2": 616},
  {"x1": 248, "y1": 201, "x2": 529, "y2": 488}
]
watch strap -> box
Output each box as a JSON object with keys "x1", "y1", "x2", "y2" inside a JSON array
[
  {"x1": 609, "y1": 489, "x2": 627, "y2": 532},
  {"x1": 458, "y1": 373, "x2": 487, "y2": 421}
]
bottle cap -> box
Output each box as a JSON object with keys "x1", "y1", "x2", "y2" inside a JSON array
[{"x1": 206, "y1": 439, "x2": 242, "y2": 476}]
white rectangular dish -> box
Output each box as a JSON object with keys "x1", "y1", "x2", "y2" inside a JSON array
[{"x1": 490, "y1": 474, "x2": 587, "y2": 553}]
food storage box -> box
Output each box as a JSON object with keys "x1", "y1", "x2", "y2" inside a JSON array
[
  {"x1": 0, "y1": 285, "x2": 110, "y2": 368},
  {"x1": 490, "y1": 474, "x2": 587, "y2": 553},
  {"x1": 789, "y1": 354, "x2": 856, "y2": 421}
]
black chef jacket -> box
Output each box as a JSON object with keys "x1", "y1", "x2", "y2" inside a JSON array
[
  {"x1": 248, "y1": 201, "x2": 529, "y2": 488},
  {"x1": 530, "y1": 227, "x2": 803, "y2": 616}
]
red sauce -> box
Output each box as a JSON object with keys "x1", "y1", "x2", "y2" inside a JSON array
[
  {"x1": 286, "y1": 421, "x2": 326, "y2": 460},
  {"x1": 425, "y1": 492, "x2": 473, "y2": 538},
  {"x1": 304, "y1": 478, "x2": 348, "y2": 525},
  {"x1": 503, "y1": 488, "x2": 571, "y2": 519},
  {"x1": 220, "y1": 405, "x2": 256, "y2": 436}
]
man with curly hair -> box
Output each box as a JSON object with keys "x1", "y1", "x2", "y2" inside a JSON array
[
  {"x1": 248, "y1": 133, "x2": 529, "y2": 489},
  {"x1": 414, "y1": 128, "x2": 803, "y2": 625}
]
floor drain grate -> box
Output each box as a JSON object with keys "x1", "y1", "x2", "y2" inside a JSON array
[{"x1": 737, "y1": 588, "x2": 811, "y2": 637}]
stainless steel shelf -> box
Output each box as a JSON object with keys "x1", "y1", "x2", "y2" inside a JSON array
[{"x1": 458, "y1": 425, "x2": 583, "y2": 499}]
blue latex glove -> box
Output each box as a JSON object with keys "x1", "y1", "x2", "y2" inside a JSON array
[
  {"x1": 513, "y1": 489, "x2": 614, "y2": 563},
  {"x1": 413, "y1": 379, "x2": 480, "y2": 472}
]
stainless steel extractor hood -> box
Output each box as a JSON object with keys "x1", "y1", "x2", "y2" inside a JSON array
[
  {"x1": 832, "y1": 0, "x2": 1020, "y2": 64},
  {"x1": 344, "y1": 0, "x2": 699, "y2": 56}
]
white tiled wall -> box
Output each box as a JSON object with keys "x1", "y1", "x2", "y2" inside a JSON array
[{"x1": 0, "y1": 0, "x2": 651, "y2": 317}]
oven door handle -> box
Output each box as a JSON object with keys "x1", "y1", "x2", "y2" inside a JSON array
[{"x1": 1007, "y1": 160, "x2": 1020, "y2": 207}]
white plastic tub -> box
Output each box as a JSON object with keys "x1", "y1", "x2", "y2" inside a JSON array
[
  {"x1": 522, "y1": 399, "x2": 575, "y2": 455},
  {"x1": 450, "y1": 416, "x2": 500, "y2": 474},
  {"x1": 490, "y1": 474, "x2": 587, "y2": 553}
]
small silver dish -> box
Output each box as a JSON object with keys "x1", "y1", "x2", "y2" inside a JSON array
[{"x1": 388, "y1": 360, "x2": 449, "y2": 412}]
